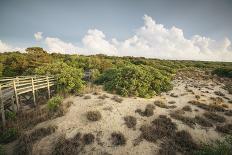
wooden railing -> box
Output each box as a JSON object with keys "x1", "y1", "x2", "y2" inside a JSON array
[{"x1": 0, "y1": 76, "x2": 56, "y2": 127}]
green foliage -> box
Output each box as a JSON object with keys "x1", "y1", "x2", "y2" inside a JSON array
[
  {"x1": 0, "y1": 128, "x2": 18, "y2": 144},
  {"x1": 212, "y1": 67, "x2": 232, "y2": 78},
  {"x1": 97, "y1": 64, "x2": 172, "y2": 98},
  {"x1": 35, "y1": 61, "x2": 84, "y2": 93},
  {"x1": 90, "y1": 69, "x2": 101, "y2": 82},
  {"x1": 47, "y1": 96, "x2": 63, "y2": 111},
  {"x1": 195, "y1": 135, "x2": 232, "y2": 155},
  {"x1": 5, "y1": 111, "x2": 16, "y2": 120},
  {"x1": 0, "y1": 145, "x2": 5, "y2": 155}
]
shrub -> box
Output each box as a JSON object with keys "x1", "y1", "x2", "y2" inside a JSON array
[
  {"x1": 154, "y1": 100, "x2": 168, "y2": 109},
  {"x1": 212, "y1": 67, "x2": 232, "y2": 78},
  {"x1": 216, "y1": 124, "x2": 232, "y2": 134},
  {"x1": 5, "y1": 111, "x2": 16, "y2": 120},
  {"x1": 86, "y1": 111, "x2": 102, "y2": 121},
  {"x1": 83, "y1": 95, "x2": 91, "y2": 99},
  {"x1": 35, "y1": 62, "x2": 84, "y2": 93},
  {"x1": 111, "y1": 96, "x2": 123, "y2": 103},
  {"x1": 203, "y1": 112, "x2": 226, "y2": 123},
  {"x1": 111, "y1": 132, "x2": 126, "y2": 146},
  {"x1": 97, "y1": 64, "x2": 172, "y2": 98},
  {"x1": 82, "y1": 133, "x2": 95, "y2": 145},
  {"x1": 170, "y1": 113, "x2": 196, "y2": 128},
  {"x1": 136, "y1": 104, "x2": 155, "y2": 117},
  {"x1": 195, "y1": 135, "x2": 232, "y2": 155},
  {"x1": 124, "y1": 116, "x2": 137, "y2": 128},
  {"x1": 47, "y1": 96, "x2": 63, "y2": 111},
  {"x1": 194, "y1": 116, "x2": 213, "y2": 127},
  {"x1": 0, "y1": 145, "x2": 5, "y2": 155},
  {"x1": 182, "y1": 105, "x2": 192, "y2": 112},
  {"x1": 0, "y1": 128, "x2": 18, "y2": 144}
]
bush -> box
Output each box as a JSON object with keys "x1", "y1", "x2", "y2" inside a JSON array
[
  {"x1": 212, "y1": 67, "x2": 232, "y2": 78},
  {"x1": 82, "y1": 133, "x2": 95, "y2": 145},
  {"x1": 35, "y1": 62, "x2": 84, "y2": 93},
  {"x1": 47, "y1": 96, "x2": 63, "y2": 111},
  {"x1": 0, "y1": 128, "x2": 18, "y2": 144},
  {"x1": 97, "y1": 64, "x2": 172, "y2": 98},
  {"x1": 195, "y1": 135, "x2": 232, "y2": 155},
  {"x1": 86, "y1": 111, "x2": 102, "y2": 121},
  {"x1": 0, "y1": 145, "x2": 5, "y2": 155},
  {"x1": 111, "y1": 132, "x2": 126, "y2": 146},
  {"x1": 5, "y1": 111, "x2": 16, "y2": 120},
  {"x1": 124, "y1": 116, "x2": 137, "y2": 128}
]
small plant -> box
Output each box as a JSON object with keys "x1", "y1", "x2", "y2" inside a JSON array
[
  {"x1": 111, "y1": 132, "x2": 126, "y2": 146},
  {"x1": 170, "y1": 112, "x2": 196, "y2": 128},
  {"x1": 136, "y1": 104, "x2": 155, "y2": 117},
  {"x1": 195, "y1": 135, "x2": 232, "y2": 155},
  {"x1": 203, "y1": 112, "x2": 226, "y2": 123},
  {"x1": 111, "y1": 96, "x2": 123, "y2": 103},
  {"x1": 47, "y1": 96, "x2": 63, "y2": 111},
  {"x1": 216, "y1": 124, "x2": 232, "y2": 134},
  {"x1": 84, "y1": 95, "x2": 91, "y2": 99},
  {"x1": 0, "y1": 128, "x2": 18, "y2": 144},
  {"x1": 86, "y1": 111, "x2": 102, "y2": 121},
  {"x1": 214, "y1": 91, "x2": 225, "y2": 97},
  {"x1": 124, "y1": 116, "x2": 137, "y2": 128},
  {"x1": 194, "y1": 116, "x2": 213, "y2": 127},
  {"x1": 5, "y1": 111, "x2": 16, "y2": 120},
  {"x1": 82, "y1": 133, "x2": 95, "y2": 145},
  {"x1": 0, "y1": 145, "x2": 5, "y2": 155},
  {"x1": 154, "y1": 100, "x2": 168, "y2": 109},
  {"x1": 182, "y1": 105, "x2": 192, "y2": 112}
]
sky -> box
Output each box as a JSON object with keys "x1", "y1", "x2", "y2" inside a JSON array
[{"x1": 0, "y1": 0, "x2": 232, "y2": 61}]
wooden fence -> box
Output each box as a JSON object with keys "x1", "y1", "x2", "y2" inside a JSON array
[{"x1": 0, "y1": 76, "x2": 56, "y2": 127}]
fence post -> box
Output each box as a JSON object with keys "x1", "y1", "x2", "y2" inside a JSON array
[
  {"x1": 31, "y1": 77, "x2": 36, "y2": 106},
  {"x1": 0, "y1": 84, "x2": 6, "y2": 128},
  {"x1": 46, "y1": 76, "x2": 51, "y2": 99},
  {"x1": 13, "y1": 79, "x2": 20, "y2": 110}
]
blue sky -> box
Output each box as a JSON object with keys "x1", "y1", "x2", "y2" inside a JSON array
[{"x1": 0, "y1": 0, "x2": 232, "y2": 61}]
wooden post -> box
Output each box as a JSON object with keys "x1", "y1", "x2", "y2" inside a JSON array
[
  {"x1": 13, "y1": 79, "x2": 20, "y2": 110},
  {"x1": 0, "y1": 84, "x2": 6, "y2": 128},
  {"x1": 46, "y1": 76, "x2": 51, "y2": 99},
  {"x1": 11, "y1": 96, "x2": 16, "y2": 112},
  {"x1": 31, "y1": 77, "x2": 36, "y2": 106}
]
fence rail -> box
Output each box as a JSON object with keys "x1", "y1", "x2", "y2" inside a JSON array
[{"x1": 0, "y1": 75, "x2": 56, "y2": 128}]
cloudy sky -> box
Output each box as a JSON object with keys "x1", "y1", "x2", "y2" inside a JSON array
[{"x1": 0, "y1": 0, "x2": 232, "y2": 61}]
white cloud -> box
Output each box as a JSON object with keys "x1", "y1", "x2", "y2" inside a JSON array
[
  {"x1": 34, "y1": 32, "x2": 43, "y2": 41},
  {"x1": 0, "y1": 40, "x2": 12, "y2": 52},
  {"x1": 0, "y1": 40, "x2": 24, "y2": 53},
  {"x1": 45, "y1": 37, "x2": 83, "y2": 54},
  {"x1": 82, "y1": 29, "x2": 118, "y2": 55}
]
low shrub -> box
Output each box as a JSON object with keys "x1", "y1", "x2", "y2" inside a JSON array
[
  {"x1": 5, "y1": 111, "x2": 16, "y2": 120},
  {"x1": 182, "y1": 105, "x2": 192, "y2": 112},
  {"x1": 47, "y1": 96, "x2": 63, "y2": 111},
  {"x1": 86, "y1": 111, "x2": 102, "y2": 121},
  {"x1": 111, "y1": 132, "x2": 126, "y2": 146},
  {"x1": 111, "y1": 96, "x2": 123, "y2": 103},
  {"x1": 170, "y1": 113, "x2": 196, "y2": 128},
  {"x1": 212, "y1": 67, "x2": 232, "y2": 78},
  {"x1": 194, "y1": 116, "x2": 213, "y2": 127},
  {"x1": 83, "y1": 95, "x2": 91, "y2": 99},
  {"x1": 124, "y1": 116, "x2": 137, "y2": 128},
  {"x1": 82, "y1": 133, "x2": 95, "y2": 145},
  {"x1": 154, "y1": 100, "x2": 168, "y2": 109},
  {"x1": 216, "y1": 124, "x2": 232, "y2": 134},
  {"x1": 0, "y1": 128, "x2": 18, "y2": 144},
  {"x1": 136, "y1": 104, "x2": 155, "y2": 117},
  {"x1": 0, "y1": 145, "x2": 5, "y2": 155},
  {"x1": 195, "y1": 135, "x2": 232, "y2": 155},
  {"x1": 203, "y1": 112, "x2": 226, "y2": 123}
]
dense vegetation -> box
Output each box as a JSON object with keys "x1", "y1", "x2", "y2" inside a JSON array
[{"x1": 0, "y1": 47, "x2": 231, "y2": 97}]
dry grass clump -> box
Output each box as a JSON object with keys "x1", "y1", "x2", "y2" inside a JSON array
[
  {"x1": 194, "y1": 116, "x2": 213, "y2": 127},
  {"x1": 195, "y1": 95, "x2": 200, "y2": 100},
  {"x1": 173, "y1": 130, "x2": 199, "y2": 152},
  {"x1": 86, "y1": 111, "x2": 102, "y2": 121},
  {"x1": 216, "y1": 124, "x2": 232, "y2": 134},
  {"x1": 124, "y1": 116, "x2": 137, "y2": 128},
  {"x1": 170, "y1": 112, "x2": 196, "y2": 128},
  {"x1": 98, "y1": 94, "x2": 109, "y2": 100},
  {"x1": 84, "y1": 95, "x2": 91, "y2": 99},
  {"x1": 82, "y1": 133, "x2": 95, "y2": 145},
  {"x1": 111, "y1": 132, "x2": 126, "y2": 146},
  {"x1": 203, "y1": 112, "x2": 226, "y2": 123},
  {"x1": 52, "y1": 133, "x2": 84, "y2": 155},
  {"x1": 214, "y1": 91, "x2": 225, "y2": 96},
  {"x1": 229, "y1": 100, "x2": 232, "y2": 104},
  {"x1": 188, "y1": 100, "x2": 225, "y2": 112},
  {"x1": 224, "y1": 110, "x2": 232, "y2": 116},
  {"x1": 15, "y1": 126, "x2": 56, "y2": 155},
  {"x1": 93, "y1": 91, "x2": 101, "y2": 95},
  {"x1": 168, "y1": 105, "x2": 177, "y2": 109},
  {"x1": 136, "y1": 104, "x2": 155, "y2": 117},
  {"x1": 140, "y1": 115, "x2": 177, "y2": 142},
  {"x1": 210, "y1": 97, "x2": 223, "y2": 104},
  {"x1": 170, "y1": 93, "x2": 178, "y2": 97},
  {"x1": 111, "y1": 96, "x2": 123, "y2": 103},
  {"x1": 182, "y1": 105, "x2": 192, "y2": 112},
  {"x1": 168, "y1": 101, "x2": 176, "y2": 104},
  {"x1": 222, "y1": 103, "x2": 229, "y2": 108},
  {"x1": 154, "y1": 100, "x2": 168, "y2": 109}
]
